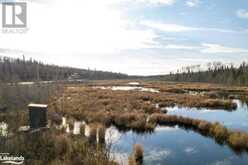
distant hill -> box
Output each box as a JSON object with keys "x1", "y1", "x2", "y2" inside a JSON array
[{"x1": 0, "y1": 56, "x2": 128, "y2": 82}]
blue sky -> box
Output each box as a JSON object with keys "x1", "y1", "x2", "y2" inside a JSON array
[{"x1": 0, "y1": 0, "x2": 248, "y2": 75}]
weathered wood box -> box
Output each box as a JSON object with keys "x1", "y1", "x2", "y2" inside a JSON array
[{"x1": 28, "y1": 104, "x2": 48, "y2": 129}]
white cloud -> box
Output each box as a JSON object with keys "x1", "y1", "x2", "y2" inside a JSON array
[
  {"x1": 141, "y1": 21, "x2": 237, "y2": 33},
  {"x1": 155, "y1": 126, "x2": 179, "y2": 132},
  {"x1": 141, "y1": 21, "x2": 196, "y2": 32},
  {"x1": 32, "y1": 0, "x2": 176, "y2": 6},
  {"x1": 186, "y1": 0, "x2": 200, "y2": 7},
  {"x1": 165, "y1": 44, "x2": 200, "y2": 50},
  {"x1": 163, "y1": 43, "x2": 248, "y2": 53},
  {"x1": 137, "y1": 0, "x2": 176, "y2": 5},
  {"x1": 145, "y1": 149, "x2": 172, "y2": 161},
  {"x1": 94, "y1": 0, "x2": 176, "y2": 6},
  {"x1": 0, "y1": 0, "x2": 159, "y2": 55},
  {"x1": 184, "y1": 147, "x2": 197, "y2": 154},
  {"x1": 201, "y1": 43, "x2": 248, "y2": 54},
  {"x1": 237, "y1": 9, "x2": 248, "y2": 19},
  {"x1": 1, "y1": 0, "x2": 247, "y2": 76},
  {"x1": 162, "y1": 43, "x2": 248, "y2": 54}
]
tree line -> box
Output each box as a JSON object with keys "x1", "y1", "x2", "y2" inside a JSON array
[
  {"x1": 0, "y1": 56, "x2": 128, "y2": 82},
  {"x1": 163, "y1": 62, "x2": 248, "y2": 85}
]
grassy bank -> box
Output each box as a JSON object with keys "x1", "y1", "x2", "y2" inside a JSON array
[{"x1": 1, "y1": 128, "x2": 115, "y2": 165}]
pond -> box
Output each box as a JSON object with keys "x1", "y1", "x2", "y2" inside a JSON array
[
  {"x1": 93, "y1": 86, "x2": 159, "y2": 93},
  {"x1": 165, "y1": 100, "x2": 248, "y2": 131},
  {"x1": 127, "y1": 82, "x2": 140, "y2": 86},
  {"x1": 107, "y1": 126, "x2": 248, "y2": 165}
]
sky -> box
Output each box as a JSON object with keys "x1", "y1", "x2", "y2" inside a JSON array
[{"x1": 0, "y1": 0, "x2": 248, "y2": 75}]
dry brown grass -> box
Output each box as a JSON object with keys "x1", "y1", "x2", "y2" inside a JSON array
[
  {"x1": 86, "y1": 123, "x2": 107, "y2": 144},
  {"x1": 3, "y1": 128, "x2": 115, "y2": 165},
  {"x1": 198, "y1": 121, "x2": 211, "y2": 132},
  {"x1": 142, "y1": 81, "x2": 248, "y2": 94},
  {"x1": 228, "y1": 132, "x2": 248, "y2": 150},
  {"x1": 47, "y1": 81, "x2": 248, "y2": 153},
  {"x1": 129, "y1": 144, "x2": 144, "y2": 165},
  {"x1": 210, "y1": 123, "x2": 229, "y2": 143},
  {"x1": 152, "y1": 93, "x2": 237, "y2": 110},
  {"x1": 133, "y1": 144, "x2": 143, "y2": 165},
  {"x1": 49, "y1": 83, "x2": 239, "y2": 124}
]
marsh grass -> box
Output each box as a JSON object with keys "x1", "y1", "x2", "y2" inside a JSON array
[
  {"x1": 86, "y1": 123, "x2": 107, "y2": 144},
  {"x1": 49, "y1": 84, "x2": 239, "y2": 123},
  {"x1": 209, "y1": 123, "x2": 229, "y2": 143},
  {"x1": 47, "y1": 82, "x2": 248, "y2": 155},
  {"x1": 80, "y1": 124, "x2": 85, "y2": 135},
  {"x1": 128, "y1": 144, "x2": 144, "y2": 165},
  {"x1": 97, "y1": 124, "x2": 106, "y2": 144},
  {"x1": 1, "y1": 128, "x2": 114, "y2": 165},
  {"x1": 228, "y1": 132, "x2": 248, "y2": 151}
]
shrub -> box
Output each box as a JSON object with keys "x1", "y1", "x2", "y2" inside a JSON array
[
  {"x1": 133, "y1": 144, "x2": 143, "y2": 165},
  {"x1": 129, "y1": 118, "x2": 146, "y2": 130},
  {"x1": 198, "y1": 121, "x2": 211, "y2": 132},
  {"x1": 142, "y1": 104, "x2": 158, "y2": 114},
  {"x1": 145, "y1": 122, "x2": 156, "y2": 131},
  {"x1": 210, "y1": 123, "x2": 229, "y2": 143},
  {"x1": 128, "y1": 155, "x2": 136, "y2": 165},
  {"x1": 51, "y1": 113, "x2": 62, "y2": 125},
  {"x1": 157, "y1": 102, "x2": 169, "y2": 108},
  {"x1": 228, "y1": 132, "x2": 248, "y2": 150},
  {"x1": 139, "y1": 95, "x2": 151, "y2": 101},
  {"x1": 54, "y1": 135, "x2": 70, "y2": 155}
]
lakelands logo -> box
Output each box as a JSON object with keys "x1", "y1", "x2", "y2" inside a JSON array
[
  {"x1": 1, "y1": 1, "x2": 28, "y2": 33},
  {"x1": 0, "y1": 153, "x2": 24, "y2": 164}
]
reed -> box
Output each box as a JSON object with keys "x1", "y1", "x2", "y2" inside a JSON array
[
  {"x1": 129, "y1": 144, "x2": 144, "y2": 165},
  {"x1": 133, "y1": 144, "x2": 144, "y2": 165}
]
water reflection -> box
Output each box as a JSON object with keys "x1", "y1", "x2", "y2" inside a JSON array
[
  {"x1": 128, "y1": 82, "x2": 140, "y2": 86},
  {"x1": 107, "y1": 126, "x2": 248, "y2": 165},
  {"x1": 58, "y1": 119, "x2": 248, "y2": 164},
  {"x1": 166, "y1": 100, "x2": 248, "y2": 131},
  {"x1": 93, "y1": 86, "x2": 159, "y2": 93}
]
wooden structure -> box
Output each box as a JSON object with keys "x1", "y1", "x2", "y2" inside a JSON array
[{"x1": 28, "y1": 104, "x2": 48, "y2": 129}]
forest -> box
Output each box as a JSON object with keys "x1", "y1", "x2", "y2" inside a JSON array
[
  {"x1": 162, "y1": 62, "x2": 248, "y2": 85},
  {"x1": 0, "y1": 56, "x2": 128, "y2": 82}
]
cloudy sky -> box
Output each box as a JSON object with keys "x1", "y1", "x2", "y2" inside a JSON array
[{"x1": 0, "y1": 0, "x2": 248, "y2": 75}]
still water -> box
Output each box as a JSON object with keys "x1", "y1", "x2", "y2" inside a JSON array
[
  {"x1": 93, "y1": 86, "x2": 159, "y2": 93},
  {"x1": 166, "y1": 100, "x2": 248, "y2": 131},
  {"x1": 107, "y1": 126, "x2": 248, "y2": 165}
]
